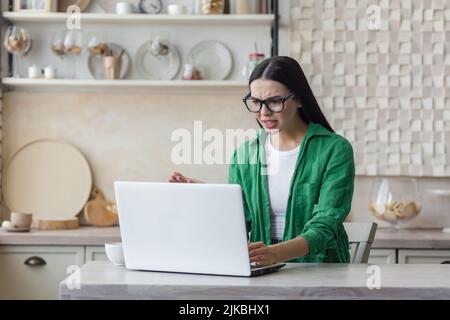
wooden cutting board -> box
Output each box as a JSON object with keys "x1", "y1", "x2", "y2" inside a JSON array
[
  {"x1": 32, "y1": 218, "x2": 79, "y2": 230},
  {"x1": 84, "y1": 186, "x2": 118, "y2": 227},
  {"x1": 58, "y1": 0, "x2": 92, "y2": 12}
]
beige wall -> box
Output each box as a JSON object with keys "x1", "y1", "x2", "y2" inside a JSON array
[
  {"x1": 3, "y1": 91, "x2": 450, "y2": 228},
  {"x1": 1, "y1": 91, "x2": 257, "y2": 218}
]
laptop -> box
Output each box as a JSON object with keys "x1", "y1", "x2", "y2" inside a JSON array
[{"x1": 114, "y1": 181, "x2": 285, "y2": 277}]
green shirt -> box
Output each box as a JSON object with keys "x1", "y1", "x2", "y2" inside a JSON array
[{"x1": 228, "y1": 122, "x2": 355, "y2": 263}]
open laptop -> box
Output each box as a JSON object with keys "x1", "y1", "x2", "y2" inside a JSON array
[{"x1": 114, "y1": 181, "x2": 285, "y2": 277}]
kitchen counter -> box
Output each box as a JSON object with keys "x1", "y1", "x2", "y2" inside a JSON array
[
  {"x1": 0, "y1": 226, "x2": 120, "y2": 245},
  {"x1": 2, "y1": 226, "x2": 450, "y2": 249},
  {"x1": 59, "y1": 261, "x2": 450, "y2": 300}
]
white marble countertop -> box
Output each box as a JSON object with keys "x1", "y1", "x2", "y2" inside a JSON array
[
  {"x1": 2, "y1": 226, "x2": 450, "y2": 249},
  {"x1": 59, "y1": 261, "x2": 450, "y2": 300}
]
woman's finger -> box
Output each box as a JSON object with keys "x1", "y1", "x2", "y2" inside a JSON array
[
  {"x1": 250, "y1": 255, "x2": 266, "y2": 263},
  {"x1": 249, "y1": 247, "x2": 266, "y2": 258},
  {"x1": 248, "y1": 242, "x2": 264, "y2": 251}
]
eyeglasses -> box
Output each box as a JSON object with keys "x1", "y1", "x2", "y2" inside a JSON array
[{"x1": 243, "y1": 92, "x2": 296, "y2": 113}]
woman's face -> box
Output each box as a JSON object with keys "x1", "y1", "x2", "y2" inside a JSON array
[{"x1": 249, "y1": 79, "x2": 300, "y2": 133}]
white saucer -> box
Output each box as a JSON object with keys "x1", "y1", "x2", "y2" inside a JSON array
[{"x1": 4, "y1": 226, "x2": 30, "y2": 232}]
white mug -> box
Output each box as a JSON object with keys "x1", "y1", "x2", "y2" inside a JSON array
[
  {"x1": 168, "y1": 4, "x2": 187, "y2": 15},
  {"x1": 28, "y1": 65, "x2": 41, "y2": 78},
  {"x1": 116, "y1": 2, "x2": 133, "y2": 15},
  {"x1": 44, "y1": 66, "x2": 56, "y2": 79}
]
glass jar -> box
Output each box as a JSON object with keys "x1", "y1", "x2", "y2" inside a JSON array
[
  {"x1": 201, "y1": 0, "x2": 224, "y2": 14},
  {"x1": 368, "y1": 177, "x2": 421, "y2": 231},
  {"x1": 243, "y1": 52, "x2": 265, "y2": 79}
]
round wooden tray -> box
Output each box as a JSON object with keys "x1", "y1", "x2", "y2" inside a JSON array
[{"x1": 3, "y1": 139, "x2": 92, "y2": 221}]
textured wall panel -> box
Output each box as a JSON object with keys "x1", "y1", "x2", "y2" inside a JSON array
[{"x1": 290, "y1": 0, "x2": 450, "y2": 176}]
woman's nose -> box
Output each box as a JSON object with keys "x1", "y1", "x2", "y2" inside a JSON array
[{"x1": 260, "y1": 104, "x2": 272, "y2": 115}]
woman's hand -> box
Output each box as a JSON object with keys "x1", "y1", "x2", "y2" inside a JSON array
[
  {"x1": 248, "y1": 242, "x2": 279, "y2": 267},
  {"x1": 168, "y1": 171, "x2": 203, "y2": 183}
]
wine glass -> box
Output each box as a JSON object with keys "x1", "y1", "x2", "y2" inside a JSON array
[
  {"x1": 64, "y1": 29, "x2": 84, "y2": 78},
  {"x1": 51, "y1": 30, "x2": 71, "y2": 79},
  {"x1": 3, "y1": 26, "x2": 32, "y2": 78},
  {"x1": 87, "y1": 31, "x2": 108, "y2": 55}
]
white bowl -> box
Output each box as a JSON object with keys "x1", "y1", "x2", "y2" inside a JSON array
[
  {"x1": 105, "y1": 242, "x2": 125, "y2": 265},
  {"x1": 168, "y1": 4, "x2": 187, "y2": 15}
]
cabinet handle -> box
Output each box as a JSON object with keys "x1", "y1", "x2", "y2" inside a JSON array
[
  {"x1": 441, "y1": 261, "x2": 450, "y2": 264},
  {"x1": 24, "y1": 256, "x2": 47, "y2": 266}
]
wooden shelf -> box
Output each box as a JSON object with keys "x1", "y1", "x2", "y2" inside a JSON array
[
  {"x1": 1, "y1": 78, "x2": 248, "y2": 93},
  {"x1": 2, "y1": 12, "x2": 275, "y2": 26}
]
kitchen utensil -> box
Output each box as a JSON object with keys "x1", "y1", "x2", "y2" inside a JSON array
[
  {"x1": 187, "y1": 40, "x2": 233, "y2": 80},
  {"x1": 135, "y1": 39, "x2": 181, "y2": 80},
  {"x1": 57, "y1": 0, "x2": 91, "y2": 12},
  {"x1": 88, "y1": 43, "x2": 130, "y2": 80},
  {"x1": 32, "y1": 218, "x2": 80, "y2": 230},
  {"x1": 84, "y1": 186, "x2": 118, "y2": 227},
  {"x1": 3, "y1": 140, "x2": 92, "y2": 222}
]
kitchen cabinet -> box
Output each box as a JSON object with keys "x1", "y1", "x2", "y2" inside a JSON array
[
  {"x1": 398, "y1": 249, "x2": 450, "y2": 264},
  {"x1": 85, "y1": 245, "x2": 107, "y2": 262},
  {"x1": 0, "y1": 245, "x2": 84, "y2": 299},
  {"x1": 0, "y1": 244, "x2": 111, "y2": 299},
  {"x1": 368, "y1": 249, "x2": 397, "y2": 264}
]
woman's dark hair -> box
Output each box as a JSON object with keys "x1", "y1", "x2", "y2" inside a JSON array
[{"x1": 249, "y1": 56, "x2": 334, "y2": 132}]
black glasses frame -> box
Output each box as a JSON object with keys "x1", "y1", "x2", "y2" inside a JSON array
[{"x1": 242, "y1": 92, "x2": 296, "y2": 113}]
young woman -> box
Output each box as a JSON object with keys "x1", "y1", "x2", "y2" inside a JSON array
[{"x1": 169, "y1": 56, "x2": 355, "y2": 265}]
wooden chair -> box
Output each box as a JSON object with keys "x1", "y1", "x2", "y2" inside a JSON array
[{"x1": 344, "y1": 222, "x2": 378, "y2": 263}]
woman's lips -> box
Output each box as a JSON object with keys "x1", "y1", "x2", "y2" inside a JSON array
[{"x1": 261, "y1": 120, "x2": 278, "y2": 129}]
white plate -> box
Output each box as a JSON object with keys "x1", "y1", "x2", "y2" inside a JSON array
[
  {"x1": 4, "y1": 226, "x2": 30, "y2": 232},
  {"x1": 135, "y1": 40, "x2": 181, "y2": 80},
  {"x1": 88, "y1": 43, "x2": 131, "y2": 80},
  {"x1": 187, "y1": 40, "x2": 233, "y2": 80},
  {"x1": 2, "y1": 140, "x2": 92, "y2": 221}
]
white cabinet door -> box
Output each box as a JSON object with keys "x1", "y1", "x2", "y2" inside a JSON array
[
  {"x1": 85, "y1": 246, "x2": 107, "y2": 262},
  {"x1": 398, "y1": 250, "x2": 450, "y2": 264},
  {"x1": 368, "y1": 249, "x2": 397, "y2": 264},
  {"x1": 0, "y1": 246, "x2": 84, "y2": 299}
]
